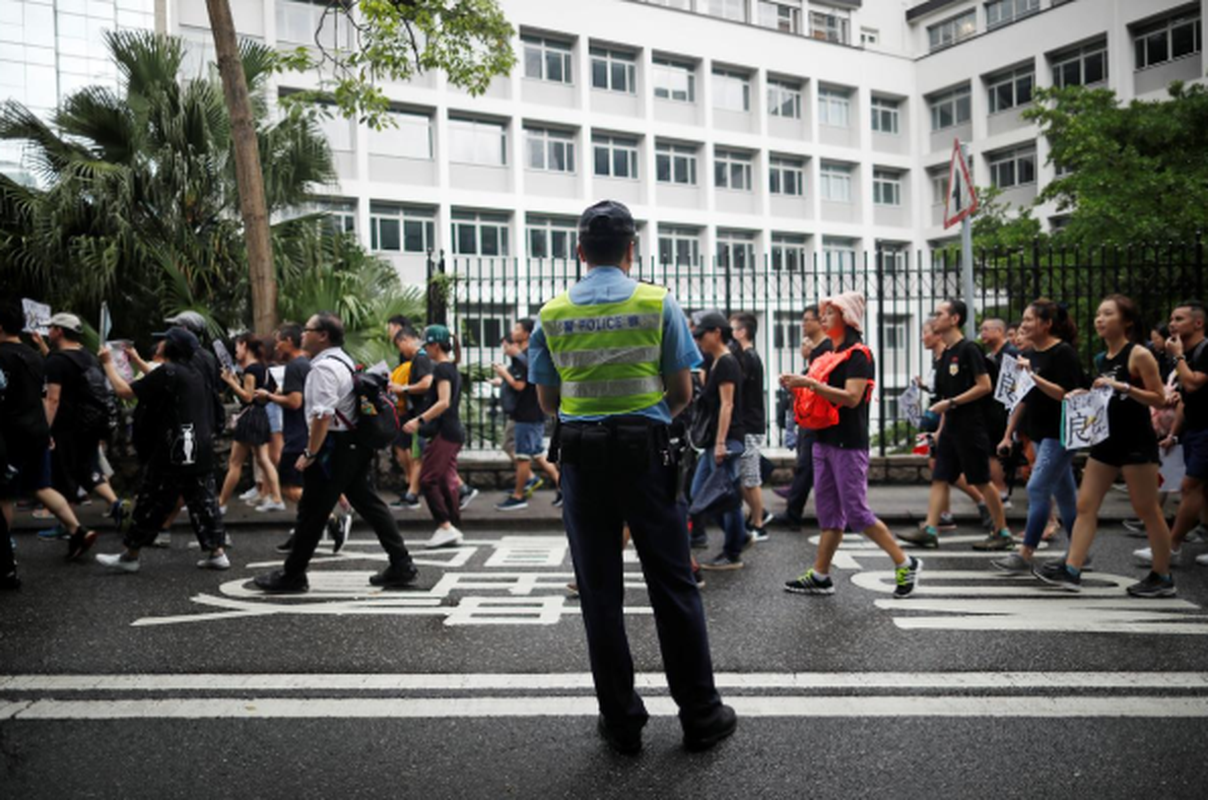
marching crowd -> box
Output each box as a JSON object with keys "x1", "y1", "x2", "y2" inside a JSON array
[{"x1": 1, "y1": 287, "x2": 1206, "y2": 601}]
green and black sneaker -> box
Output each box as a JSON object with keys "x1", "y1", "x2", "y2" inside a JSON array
[
  {"x1": 893, "y1": 556, "x2": 923, "y2": 599},
  {"x1": 784, "y1": 569, "x2": 835, "y2": 595},
  {"x1": 898, "y1": 525, "x2": 940, "y2": 549}
]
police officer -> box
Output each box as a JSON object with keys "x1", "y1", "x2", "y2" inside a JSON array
[{"x1": 528, "y1": 200, "x2": 736, "y2": 755}]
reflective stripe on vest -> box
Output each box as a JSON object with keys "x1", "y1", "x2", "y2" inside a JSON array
[{"x1": 540, "y1": 282, "x2": 668, "y2": 416}]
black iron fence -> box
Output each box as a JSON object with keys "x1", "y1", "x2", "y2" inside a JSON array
[{"x1": 430, "y1": 236, "x2": 1204, "y2": 456}]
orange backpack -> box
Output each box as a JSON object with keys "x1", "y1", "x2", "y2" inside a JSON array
[{"x1": 793, "y1": 344, "x2": 875, "y2": 430}]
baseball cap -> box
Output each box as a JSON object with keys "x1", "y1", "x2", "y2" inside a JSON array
[
  {"x1": 47, "y1": 313, "x2": 84, "y2": 334},
  {"x1": 577, "y1": 200, "x2": 636, "y2": 241},
  {"x1": 163, "y1": 311, "x2": 207, "y2": 335},
  {"x1": 691, "y1": 310, "x2": 731, "y2": 337},
  {"x1": 423, "y1": 324, "x2": 451, "y2": 346},
  {"x1": 151, "y1": 327, "x2": 200, "y2": 358}
]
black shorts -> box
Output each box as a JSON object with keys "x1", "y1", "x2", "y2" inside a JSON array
[
  {"x1": 0, "y1": 440, "x2": 52, "y2": 500},
  {"x1": 279, "y1": 450, "x2": 305, "y2": 488},
  {"x1": 1089, "y1": 434, "x2": 1160, "y2": 468},
  {"x1": 932, "y1": 425, "x2": 992, "y2": 486},
  {"x1": 50, "y1": 432, "x2": 104, "y2": 500},
  {"x1": 1184, "y1": 429, "x2": 1208, "y2": 481},
  {"x1": 984, "y1": 404, "x2": 1009, "y2": 447}
]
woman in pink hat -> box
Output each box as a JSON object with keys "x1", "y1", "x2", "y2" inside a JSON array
[{"x1": 779, "y1": 292, "x2": 921, "y2": 598}]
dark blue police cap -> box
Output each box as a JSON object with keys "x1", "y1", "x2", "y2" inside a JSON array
[{"x1": 578, "y1": 200, "x2": 636, "y2": 241}]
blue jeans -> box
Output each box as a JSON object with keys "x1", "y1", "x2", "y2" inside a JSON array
[
  {"x1": 1024, "y1": 437, "x2": 1078, "y2": 550},
  {"x1": 690, "y1": 440, "x2": 746, "y2": 558}
]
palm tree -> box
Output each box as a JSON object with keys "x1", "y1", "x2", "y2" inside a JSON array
[{"x1": 0, "y1": 30, "x2": 335, "y2": 345}]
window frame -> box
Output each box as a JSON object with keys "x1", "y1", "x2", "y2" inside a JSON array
[
  {"x1": 716, "y1": 230, "x2": 757, "y2": 271},
  {"x1": 767, "y1": 79, "x2": 803, "y2": 119},
  {"x1": 758, "y1": 1, "x2": 802, "y2": 34},
  {"x1": 714, "y1": 148, "x2": 754, "y2": 192},
  {"x1": 821, "y1": 238, "x2": 858, "y2": 272},
  {"x1": 872, "y1": 169, "x2": 903, "y2": 207},
  {"x1": 526, "y1": 216, "x2": 579, "y2": 261},
  {"x1": 707, "y1": 0, "x2": 747, "y2": 23},
  {"x1": 592, "y1": 134, "x2": 640, "y2": 180},
  {"x1": 370, "y1": 203, "x2": 435, "y2": 254},
  {"x1": 771, "y1": 234, "x2": 807, "y2": 272},
  {"x1": 1133, "y1": 12, "x2": 1202, "y2": 70},
  {"x1": 589, "y1": 47, "x2": 637, "y2": 94},
  {"x1": 450, "y1": 211, "x2": 511, "y2": 257},
  {"x1": 870, "y1": 96, "x2": 900, "y2": 135},
  {"x1": 768, "y1": 156, "x2": 805, "y2": 197},
  {"x1": 988, "y1": 146, "x2": 1038, "y2": 189},
  {"x1": 1051, "y1": 42, "x2": 1108, "y2": 88},
  {"x1": 367, "y1": 110, "x2": 432, "y2": 159},
  {"x1": 711, "y1": 67, "x2": 752, "y2": 113},
  {"x1": 655, "y1": 142, "x2": 699, "y2": 185},
  {"x1": 819, "y1": 162, "x2": 853, "y2": 204},
  {"x1": 927, "y1": 9, "x2": 977, "y2": 52},
  {"x1": 522, "y1": 35, "x2": 574, "y2": 85},
  {"x1": 447, "y1": 117, "x2": 508, "y2": 167},
  {"x1": 652, "y1": 57, "x2": 696, "y2": 103},
  {"x1": 809, "y1": 10, "x2": 850, "y2": 44},
  {"x1": 657, "y1": 226, "x2": 701, "y2": 266},
  {"x1": 928, "y1": 85, "x2": 972, "y2": 131},
  {"x1": 524, "y1": 127, "x2": 577, "y2": 174},
  {"x1": 818, "y1": 87, "x2": 851, "y2": 128},
  {"x1": 986, "y1": 0, "x2": 1040, "y2": 31},
  {"x1": 986, "y1": 66, "x2": 1035, "y2": 114}
]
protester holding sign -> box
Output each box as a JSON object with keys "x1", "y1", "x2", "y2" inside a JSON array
[
  {"x1": 991, "y1": 299, "x2": 1085, "y2": 573},
  {"x1": 1036, "y1": 295, "x2": 1174, "y2": 596}
]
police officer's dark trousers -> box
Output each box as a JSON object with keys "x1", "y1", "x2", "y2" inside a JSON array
[
  {"x1": 559, "y1": 421, "x2": 722, "y2": 731},
  {"x1": 284, "y1": 432, "x2": 412, "y2": 576}
]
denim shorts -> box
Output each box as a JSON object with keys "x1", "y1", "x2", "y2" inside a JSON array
[
  {"x1": 266, "y1": 402, "x2": 284, "y2": 435},
  {"x1": 513, "y1": 421, "x2": 545, "y2": 460}
]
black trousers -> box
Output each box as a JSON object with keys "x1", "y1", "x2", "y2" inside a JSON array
[
  {"x1": 784, "y1": 427, "x2": 816, "y2": 520},
  {"x1": 0, "y1": 505, "x2": 14, "y2": 576},
  {"x1": 560, "y1": 441, "x2": 722, "y2": 731},
  {"x1": 126, "y1": 470, "x2": 224, "y2": 552},
  {"x1": 284, "y1": 433, "x2": 412, "y2": 577}
]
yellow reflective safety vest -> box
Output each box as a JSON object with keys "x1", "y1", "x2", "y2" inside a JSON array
[{"x1": 539, "y1": 282, "x2": 668, "y2": 416}]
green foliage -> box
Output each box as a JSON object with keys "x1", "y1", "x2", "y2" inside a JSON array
[{"x1": 275, "y1": 0, "x2": 516, "y2": 129}]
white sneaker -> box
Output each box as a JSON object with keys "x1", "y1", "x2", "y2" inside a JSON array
[
  {"x1": 96, "y1": 552, "x2": 140, "y2": 573},
  {"x1": 426, "y1": 526, "x2": 464, "y2": 549},
  {"x1": 1187, "y1": 524, "x2": 1208, "y2": 544},
  {"x1": 151, "y1": 532, "x2": 171, "y2": 548},
  {"x1": 1197, "y1": 553, "x2": 1208, "y2": 566},
  {"x1": 239, "y1": 487, "x2": 262, "y2": 503},
  {"x1": 197, "y1": 552, "x2": 231, "y2": 570},
  {"x1": 255, "y1": 500, "x2": 287, "y2": 513},
  {"x1": 1134, "y1": 546, "x2": 1182, "y2": 567},
  {"x1": 219, "y1": 505, "x2": 228, "y2": 516}
]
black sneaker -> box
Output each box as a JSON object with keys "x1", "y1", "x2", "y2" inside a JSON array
[
  {"x1": 898, "y1": 525, "x2": 939, "y2": 548},
  {"x1": 65, "y1": 528, "x2": 99, "y2": 562},
  {"x1": 893, "y1": 556, "x2": 922, "y2": 599},
  {"x1": 770, "y1": 512, "x2": 804, "y2": 528},
  {"x1": 253, "y1": 569, "x2": 309, "y2": 594},
  {"x1": 749, "y1": 527, "x2": 769, "y2": 543},
  {"x1": 1126, "y1": 572, "x2": 1177, "y2": 598},
  {"x1": 370, "y1": 563, "x2": 420, "y2": 589},
  {"x1": 331, "y1": 515, "x2": 350, "y2": 554},
  {"x1": 784, "y1": 569, "x2": 834, "y2": 595},
  {"x1": 551, "y1": 491, "x2": 563, "y2": 508},
  {"x1": 495, "y1": 496, "x2": 528, "y2": 512},
  {"x1": 745, "y1": 511, "x2": 774, "y2": 530},
  {"x1": 275, "y1": 533, "x2": 295, "y2": 554},
  {"x1": 700, "y1": 553, "x2": 743, "y2": 571},
  {"x1": 1034, "y1": 560, "x2": 1081, "y2": 592},
  {"x1": 390, "y1": 492, "x2": 422, "y2": 510},
  {"x1": 597, "y1": 715, "x2": 642, "y2": 756},
  {"x1": 937, "y1": 512, "x2": 958, "y2": 532},
  {"x1": 683, "y1": 704, "x2": 737, "y2": 752}
]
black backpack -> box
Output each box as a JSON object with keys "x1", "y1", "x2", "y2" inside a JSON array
[
  {"x1": 334, "y1": 360, "x2": 402, "y2": 450},
  {"x1": 65, "y1": 350, "x2": 119, "y2": 440}
]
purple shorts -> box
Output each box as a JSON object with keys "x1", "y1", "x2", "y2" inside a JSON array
[{"x1": 812, "y1": 443, "x2": 878, "y2": 533}]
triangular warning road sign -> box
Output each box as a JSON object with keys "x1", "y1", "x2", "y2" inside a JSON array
[{"x1": 943, "y1": 139, "x2": 978, "y2": 229}]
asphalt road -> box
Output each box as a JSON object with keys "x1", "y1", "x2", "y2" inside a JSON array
[{"x1": 3, "y1": 515, "x2": 1207, "y2": 799}]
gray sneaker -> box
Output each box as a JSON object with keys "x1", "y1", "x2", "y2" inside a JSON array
[{"x1": 991, "y1": 552, "x2": 1031, "y2": 572}]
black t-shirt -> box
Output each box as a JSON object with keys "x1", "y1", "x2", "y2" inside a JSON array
[
  {"x1": 737, "y1": 347, "x2": 766, "y2": 435},
  {"x1": 1180, "y1": 339, "x2": 1208, "y2": 432},
  {"x1": 805, "y1": 338, "x2": 833, "y2": 370},
  {"x1": 510, "y1": 352, "x2": 544, "y2": 423},
  {"x1": 240, "y1": 363, "x2": 268, "y2": 408},
  {"x1": 423, "y1": 361, "x2": 465, "y2": 445},
  {"x1": 0, "y1": 341, "x2": 50, "y2": 449},
  {"x1": 814, "y1": 333, "x2": 875, "y2": 450},
  {"x1": 933, "y1": 338, "x2": 990, "y2": 430},
  {"x1": 701, "y1": 352, "x2": 745, "y2": 444},
  {"x1": 1022, "y1": 341, "x2": 1086, "y2": 442},
  {"x1": 44, "y1": 347, "x2": 97, "y2": 434},
  {"x1": 408, "y1": 352, "x2": 434, "y2": 416},
  {"x1": 281, "y1": 355, "x2": 311, "y2": 452},
  {"x1": 131, "y1": 360, "x2": 214, "y2": 474}
]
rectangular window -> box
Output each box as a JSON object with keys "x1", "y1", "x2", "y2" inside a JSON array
[
  {"x1": 987, "y1": 67, "x2": 1035, "y2": 113},
  {"x1": 810, "y1": 10, "x2": 850, "y2": 44},
  {"x1": 1134, "y1": 13, "x2": 1202, "y2": 70},
  {"x1": 451, "y1": 211, "x2": 510, "y2": 257},
  {"x1": 861, "y1": 27, "x2": 880, "y2": 46},
  {"x1": 525, "y1": 127, "x2": 576, "y2": 173},
  {"x1": 873, "y1": 169, "x2": 902, "y2": 206},
  {"x1": 717, "y1": 231, "x2": 756, "y2": 270},
  {"x1": 767, "y1": 79, "x2": 802, "y2": 119},
  {"x1": 774, "y1": 310, "x2": 805, "y2": 349},
  {"x1": 880, "y1": 247, "x2": 908, "y2": 275},
  {"x1": 769, "y1": 157, "x2": 804, "y2": 196},
  {"x1": 527, "y1": 216, "x2": 578, "y2": 261},
  {"x1": 370, "y1": 203, "x2": 434, "y2": 254},
  {"x1": 931, "y1": 171, "x2": 948, "y2": 206},
  {"x1": 986, "y1": 0, "x2": 1040, "y2": 30},
  {"x1": 522, "y1": 35, "x2": 573, "y2": 84},
  {"x1": 870, "y1": 97, "x2": 899, "y2": 134},
  {"x1": 312, "y1": 199, "x2": 357, "y2": 236},
  {"x1": 988, "y1": 146, "x2": 1037, "y2": 189},
  {"x1": 1051, "y1": 42, "x2": 1108, "y2": 87},
  {"x1": 368, "y1": 110, "x2": 431, "y2": 159},
  {"x1": 927, "y1": 10, "x2": 976, "y2": 52},
  {"x1": 592, "y1": 134, "x2": 639, "y2": 179},
  {"x1": 820, "y1": 163, "x2": 853, "y2": 203},
  {"x1": 758, "y1": 1, "x2": 801, "y2": 34},
  {"x1": 712, "y1": 68, "x2": 751, "y2": 112},
  {"x1": 655, "y1": 143, "x2": 698, "y2": 185},
  {"x1": 707, "y1": 0, "x2": 746, "y2": 22},
  {"x1": 714, "y1": 149, "x2": 753, "y2": 191},
  {"x1": 313, "y1": 106, "x2": 354, "y2": 151},
  {"x1": 929, "y1": 86, "x2": 972, "y2": 131},
  {"x1": 652, "y1": 58, "x2": 695, "y2": 102},
  {"x1": 658, "y1": 226, "x2": 700, "y2": 265},
  {"x1": 276, "y1": 1, "x2": 355, "y2": 49},
  {"x1": 818, "y1": 88, "x2": 850, "y2": 128},
  {"x1": 590, "y1": 47, "x2": 636, "y2": 94},
  {"x1": 771, "y1": 234, "x2": 806, "y2": 272},
  {"x1": 822, "y1": 238, "x2": 857, "y2": 272},
  {"x1": 882, "y1": 314, "x2": 910, "y2": 350},
  {"x1": 448, "y1": 117, "x2": 507, "y2": 166}
]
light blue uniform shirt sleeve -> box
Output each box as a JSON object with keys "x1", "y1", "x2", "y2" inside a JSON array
[
  {"x1": 527, "y1": 320, "x2": 559, "y2": 387},
  {"x1": 661, "y1": 292, "x2": 703, "y2": 374}
]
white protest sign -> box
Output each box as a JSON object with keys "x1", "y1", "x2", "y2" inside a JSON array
[
  {"x1": 901, "y1": 382, "x2": 922, "y2": 428},
  {"x1": 269, "y1": 365, "x2": 286, "y2": 389},
  {"x1": 106, "y1": 341, "x2": 135, "y2": 383},
  {"x1": 212, "y1": 340, "x2": 237, "y2": 374},
  {"x1": 994, "y1": 353, "x2": 1034, "y2": 412},
  {"x1": 22, "y1": 299, "x2": 51, "y2": 335},
  {"x1": 100, "y1": 301, "x2": 112, "y2": 343},
  {"x1": 1061, "y1": 386, "x2": 1112, "y2": 449},
  {"x1": 1160, "y1": 445, "x2": 1186, "y2": 488}
]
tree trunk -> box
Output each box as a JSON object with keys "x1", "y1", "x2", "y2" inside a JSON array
[{"x1": 206, "y1": 0, "x2": 277, "y2": 334}]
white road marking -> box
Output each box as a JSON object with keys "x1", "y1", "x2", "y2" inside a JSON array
[
  {"x1": 5, "y1": 695, "x2": 1208, "y2": 720},
  {"x1": 3, "y1": 672, "x2": 1207, "y2": 693}
]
